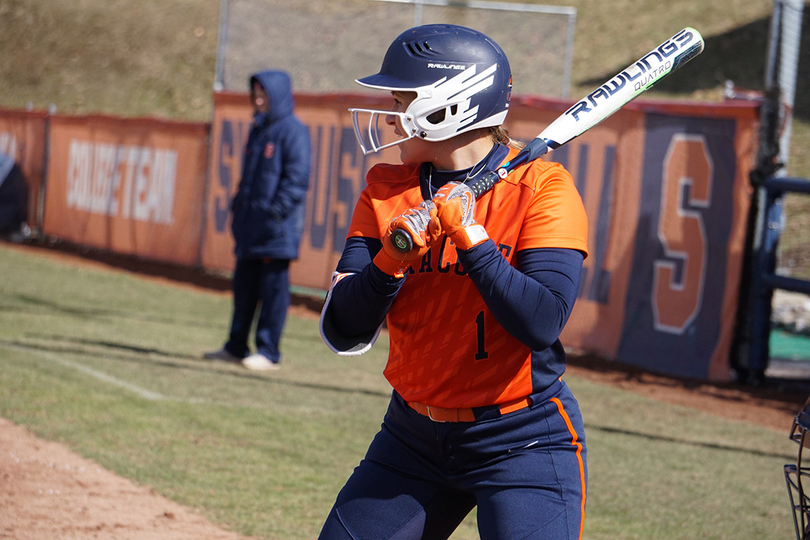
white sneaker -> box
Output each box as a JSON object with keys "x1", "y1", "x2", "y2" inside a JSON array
[
  {"x1": 242, "y1": 354, "x2": 280, "y2": 371},
  {"x1": 203, "y1": 348, "x2": 241, "y2": 363}
]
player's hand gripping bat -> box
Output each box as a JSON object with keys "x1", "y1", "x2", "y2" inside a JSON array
[{"x1": 391, "y1": 27, "x2": 705, "y2": 253}]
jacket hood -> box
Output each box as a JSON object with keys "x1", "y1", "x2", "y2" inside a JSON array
[{"x1": 250, "y1": 70, "x2": 295, "y2": 124}]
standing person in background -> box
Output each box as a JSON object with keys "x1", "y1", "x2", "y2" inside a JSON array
[
  {"x1": 205, "y1": 70, "x2": 311, "y2": 371},
  {"x1": 318, "y1": 25, "x2": 589, "y2": 539}
]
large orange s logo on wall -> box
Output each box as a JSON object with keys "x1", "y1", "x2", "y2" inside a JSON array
[{"x1": 652, "y1": 134, "x2": 713, "y2": 334}]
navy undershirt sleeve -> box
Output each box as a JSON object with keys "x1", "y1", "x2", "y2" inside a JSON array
[
  {"x1": 459, "y1": 241, "x2": 584, "y2": 350},
  {"x1": 325, "y1": 236, "x2": 583, "y2": 350},
  {"x1": 325, "y1": 237, "x2": 403, "y2": 338}
]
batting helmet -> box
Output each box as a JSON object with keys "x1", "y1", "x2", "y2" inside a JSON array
[{"x1": 350, "y1": 24, "x2": 512, "y2": 154}]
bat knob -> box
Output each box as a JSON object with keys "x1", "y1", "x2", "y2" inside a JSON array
[{"x1": 390, "y1": 229, "x2": 414, "y2": 253}]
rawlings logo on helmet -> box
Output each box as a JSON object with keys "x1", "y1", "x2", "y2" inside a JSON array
[{"x1": 427, "y1": 63, "x2": 468, "y2": 70}]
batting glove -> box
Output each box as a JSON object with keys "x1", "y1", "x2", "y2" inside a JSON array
[
  {"x1": 433, "y1": 182, "x2": 489, "y2": 250},
  {"x1": 374, "y1": 201, "x2": 442, "y2": 278}
]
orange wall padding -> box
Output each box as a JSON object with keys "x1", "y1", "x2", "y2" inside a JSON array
[
  {"x1": 41, "y1": 114, "x2": 209, "y2": 267},
  {"x1": 2, "y1": 92, "x2": 758, "y2": 380}
]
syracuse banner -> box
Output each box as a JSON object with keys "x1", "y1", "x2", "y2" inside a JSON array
[
  {"x1": 42, "y1": 114, "x2": 209, "y2": 267},
  {"x1": 0, "y1": 108, "x2": 48, "y2": 229},
  {"x1": 507, "y1": 97, "x2": 757, "y2": 380},
  {"x1": 612, "y1": 107, "x2": 756, "y2": 380},
  {"x1": 205, "y1": 92, "x2": 757, "y2": 380}
]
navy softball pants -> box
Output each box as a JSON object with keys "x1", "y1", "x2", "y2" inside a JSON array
[
  {"x1": 224, "y1": 257, "x2": 290, "y2": 362},
  {"x1": 318, "y1": 379, "x2": 587, "y2": 540}
]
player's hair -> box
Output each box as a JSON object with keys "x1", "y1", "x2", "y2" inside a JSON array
[{"x1": 490, "y1": 126, "x2": 525, "y2": 150}]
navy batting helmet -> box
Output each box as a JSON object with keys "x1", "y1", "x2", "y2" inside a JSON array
[{"x1": 350, "y1": 24, "x2": 512, "y2": 154}]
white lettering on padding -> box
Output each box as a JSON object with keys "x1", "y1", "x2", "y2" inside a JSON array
[{"x1": 66, "y1": 140, "x2": 177, "y2": 225}]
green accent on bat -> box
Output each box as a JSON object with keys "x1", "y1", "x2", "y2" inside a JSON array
[{"x1": 393, "y1": 232, "x2": 411, "y2": 251}]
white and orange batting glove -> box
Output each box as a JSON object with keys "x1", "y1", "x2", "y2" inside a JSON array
[
  {"x1": 432, "y1": 182, "x2": 489, "y2": 250},
  {"x1": 374, "y1": 201, "x2": 442, "y2": 278}
]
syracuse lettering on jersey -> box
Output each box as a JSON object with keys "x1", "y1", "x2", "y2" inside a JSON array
[{"x1": 406, "y1": 238, "x2": 514, "y2": 276}]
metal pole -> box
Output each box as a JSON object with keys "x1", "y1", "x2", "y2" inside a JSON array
[
  {"x1": 561, "y1": 11, "x2": 576, "y2": 98},
  {"x1": 414, "y1": 0, "x2": 424, "y2": 26},
  {"x1": 213, "y1": 0, "x2": 230, "y2": 92},
  {"x1": 775, "y1": 0, "x2": 804, "y2": 175}
]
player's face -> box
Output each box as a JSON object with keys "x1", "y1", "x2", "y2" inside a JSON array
[{"x1": 387, "y1": 91, "x2": 434, "y2": 165}]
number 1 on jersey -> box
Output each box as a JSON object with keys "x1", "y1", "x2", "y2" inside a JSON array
[{"x1": 475, "y1": 311, "x2": 489, "y2": 360}]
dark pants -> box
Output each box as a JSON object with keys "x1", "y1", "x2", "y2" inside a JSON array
[
  {"x1": 318, "y1": 380, "x2": 587, "y2": 540},
  {"x1": 224, "y1": 257, "x2": 290, "y2": 363}
]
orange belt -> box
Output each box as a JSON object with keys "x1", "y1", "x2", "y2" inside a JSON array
[{"x1": 407, "y1": 396, "x2": 532, "y2": 423}]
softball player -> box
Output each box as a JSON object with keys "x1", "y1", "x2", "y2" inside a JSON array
[{"x1": 319, "y1": 24, "x2": 589, "y2": 540}]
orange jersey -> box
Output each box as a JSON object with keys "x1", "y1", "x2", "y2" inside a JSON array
[{"x1": 348, "y1": 149, "x2": 589, "y2": 409}]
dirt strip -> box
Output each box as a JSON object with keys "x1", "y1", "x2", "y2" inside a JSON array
[{"x1": 0, "y1": 416, "x2": 251, "y2": 540}]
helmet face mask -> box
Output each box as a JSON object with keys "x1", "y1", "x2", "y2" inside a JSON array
[
  {"x1": 786, "y1": 397, "x2": 810, "y2": 540},
  {"x1": 350, "y1": 24, "x2": 512, "y2": 155}
]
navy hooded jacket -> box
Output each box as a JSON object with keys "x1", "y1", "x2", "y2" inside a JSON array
[{"x1": 230, "y1": 70, "x2": 311, "y2": 260}]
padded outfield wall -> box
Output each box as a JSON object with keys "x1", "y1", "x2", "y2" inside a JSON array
[{"x1": 0, "y1": 94, "x2": 758, "y2": 381}]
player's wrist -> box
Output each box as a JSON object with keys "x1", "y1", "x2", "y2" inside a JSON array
[
  {"x1": 449, "y1": 223, "x2": 489, "y2": 250},
  {"x1": 373, "y1": 248, "x2": 411, "y2": 278}
]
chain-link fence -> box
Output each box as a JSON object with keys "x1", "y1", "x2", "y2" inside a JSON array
[
  {"x1": 736, "y1": 0, "x2": 806, "y2": 382},
  {"x1": 771, "y1": 191, "x2": 810, "y2": 365},
  {"x1": 764, "y1": 0, "x2": 808, "y2": 376},
  {"x1": 779, "y1": 193, "x2": 810, "y2": 281},
  {"x1": 215, "y1": 0, "x2": 575, "y2": 98}
]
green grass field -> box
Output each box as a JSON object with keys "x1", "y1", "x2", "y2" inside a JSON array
[
  {"x1": 0, "y1": 242, "x2": 797, "y2": 539},
  {"x1": 0, "y1": 3, "x2": 806, "y2": 535}
]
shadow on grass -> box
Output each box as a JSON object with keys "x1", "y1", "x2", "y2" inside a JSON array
[
  {"x1": 588, "y1": 424, "x2": 794, "y2": 461},
  {"x1": 9, "y1": 238, "x2": 325, "y2": 312},
  {"x1": 567, "y1": 352, "x2": 810, "y2": 417},
  {"x1": 3, "y1": 292, "x2": 222, "y2": 331},
  {"x1": 5, "y1": 293, "x2": 120, "y2": 318},
  {"x1": 9, "y1": 239, "x2": 809, "y2": 428},
  {"x1": 3, "y1": 336, "x2": 796, "y2": 460},
  {"x1": 1, "y1": 337, "x2": 391, "y2": 399}
]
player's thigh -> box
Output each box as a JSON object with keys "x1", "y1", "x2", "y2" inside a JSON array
[
  {"x1": 473, "y1": 390, "x2": 587, "y2": 540},
  {"x1": 474, "y1": 445, "x2": 585, "y2": 540},
  {"x1": 319, "y1": 458, "x2": 475, "y2": 540},
  {"x1": 476, "y1": 481, "x2": 582, "y2": 540}
]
